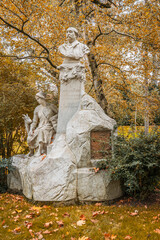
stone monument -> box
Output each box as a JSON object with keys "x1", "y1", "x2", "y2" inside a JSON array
[{"x1": 7, "y1": 27, "x2": 122, "y2": 202}]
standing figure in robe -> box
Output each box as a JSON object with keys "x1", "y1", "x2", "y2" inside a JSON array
[{"x1": 24, "y1": 91, "x2": 58, "y2": 156}]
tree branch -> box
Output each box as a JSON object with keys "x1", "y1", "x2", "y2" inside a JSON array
[
  {"x1": 93, "y1": 28, "x2": 137, "y2": 45},
  {"x1": 90, "y1": 0, "x2": 112, "y2": 8},
  {"x1": 0, "y1": 3, "x2": 24, "y2": 22},
  {"x1": 0, "y1": 54, "x2": 57, "y2": 69},
  {"x1": 59, "y1": 0, "x2": 66, "y2": 7},
  {"x1": 10, "y1": 0, "x2": 28, "y2": 18},
  {"x1": 0, "y1": 16, "x2": 57, "y2": 69}
]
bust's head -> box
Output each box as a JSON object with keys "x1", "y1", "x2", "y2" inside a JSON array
[{"x1": 66, "y1": 27, "x2": 78, "y2": 43}]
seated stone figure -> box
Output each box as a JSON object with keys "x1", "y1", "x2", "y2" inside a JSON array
[{"x1": 23, "y1": 91, "x2": 58, "y2": 156}]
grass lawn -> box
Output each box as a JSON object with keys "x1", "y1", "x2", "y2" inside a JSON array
[{"x1": 0, "y1": 193, "x2": 160, "y2": 240}]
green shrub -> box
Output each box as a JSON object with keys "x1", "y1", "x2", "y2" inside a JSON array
[
  {"x1": 110, "y1": 131, "x2": 160, "y2": 199},
  {"x1": 0, "y1": 158, "x2": 13, "y2": 193}
]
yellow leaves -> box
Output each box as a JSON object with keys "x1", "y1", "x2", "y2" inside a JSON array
[
  {"x1": 15, "y1": 209, "x2": 22, "y2": 213},
  {"x1": 29, "y1": 206, "x2": 42, "y2": 212},
  {"x1": 12, "y1": 227, "x2": 21, "y2": 234}
]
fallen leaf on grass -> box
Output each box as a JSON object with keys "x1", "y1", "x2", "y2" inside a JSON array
[
  {"x1": 53, "y1": 228, "x2": 59, "y2": 232},
  {"x1": 12, "y1": 227, "x2": 21, "y2": 234},
  {"x1": 43, "y1": 205, "x2": 51, "y2": 209},
  {"x1": 14, "y1": 215, "x2": 20, "y2": 222},
  {"x1": 30, "y1": 206, "x2": 42, "y2": 211},
  {"x1": 2, "y1": 220, "x2": 5, "y2": 226},
  {"x1": 35, "y1": 231, "x2": 43, "y2": 239},
  {"x1": 91, "y1": 219, "x2": 99, "y2": 224},
  {"x1": 104, "y1": 233, "x2": 117, "y2": 240},
  {"x1": 25, "y1": 214, "x2": 34, "y2": 219},
  {"x1": 77, "y1": 220, "x2": 86, "y2": 226},
  {"x1": 63, "y1": 212, "x2": 70, "y2": 217},
  {"x1": 43, "y1": 230, "x2": 52, "y2": 234},
  {"x1": 25, "y1": 221, "x2": 33, "y2": 229},
  {"x1": 44, "y1": 221, "x2": 53, "y2": 228},
  {"x1": 124, "y1": 236, "x2": 132, "y2": 239},
  {"x1": 29, "y1": 229, "x2": 34, "y2": 237},
  {"x1": 0, "y1": 207, "x2": 4, "y2": 210},
  {"x1": 130, "y1": 210, "x2": 138, "y2": 216},
  {"x1": 154, "y1": 229, "x2": 160, "y2": 234},
  {"x1": 78, "y1": 236, "x2": 92, "y2": 240},
  {"x1": 15, "y1": 209, "x2": 22, "y2": 213},
  {"x1": 56, "y1": 220, "x2": 64, "y2": 227},
  {"x1": 3, "y1": 225, "x2": 9, "y2": 228},
  {"x1": 50, "y1": 212, "x2": 58, "y2": 216},
  {"x1": 92, "y1": 210, "x2": 105, "y2": 217},
  {"x1": 80, "y1": 214, "x2": 86, "y2": 220}
]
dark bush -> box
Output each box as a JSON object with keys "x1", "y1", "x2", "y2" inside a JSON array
[
  {"x1": 110, "y1": 130, "x2": 160, "y2": 199},
  {"x1": 0, "y1": 158, "x2": 13, "y2": 193}
]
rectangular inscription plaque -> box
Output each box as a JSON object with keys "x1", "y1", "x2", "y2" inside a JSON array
[{"x1": 91, "y1": 130, "x2": 111, "y2": 159}]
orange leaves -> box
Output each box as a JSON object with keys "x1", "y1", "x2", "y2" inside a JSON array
[
  {"x1": 154, "y1": 229, "x2": 160, "y2": 235},
  {"x1": 80, "y1": 214, "x2": 86, "y2": 220},
  {"x1": 12, "y1": 227, "x2": 21, "y2": 234},
  {"x1": 2, "y1": 219, "x2": 5, "y2": 226},
  {"x1": 104, "y1": 233, "x2": 117, "y2": 240},
  {"x1": 41, "y1": 154, "x2": 46, "y2": 161},
  {"x1": 92, "y1": 210, "x2": 105, "y2": 217}
]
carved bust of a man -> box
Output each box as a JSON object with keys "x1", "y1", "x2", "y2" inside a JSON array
[
  {"x1": 59, "y1": 27, "x2": 90, "y2": 61},
  {"x1": 58, "y1": 27, "x2": 90, "y2": 83}
]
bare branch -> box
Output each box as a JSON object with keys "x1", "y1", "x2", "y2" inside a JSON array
[
  {"x1": 0, "y1": 3, "x2": 24, "y2": 21},
  {"x1": 97, "y1": 61, "x2": 127, "y2": 84},
  {"x1": 106, "y1": 13, "x2": 122, "y2": 24},
  {"x1": 59, "y1": 0, "x2": 66, "y2": 7},
  {"x1": 22, "y1": 19, "x2": 29, "y2": 31},
  {"x1": 97, "y1": 62, "x2": 123, "y2": 73},
  {"x1": 0, "y1": 16, "x2": 57, "y2": 69},
  {"x1": 10, "y1": 0, "x2": 28, "y2": 18},
  {"x1": 0, "y1": 54, "x2": 57, "y2": 69},
  {"x1": 93, "y1": 28, "x2": 137, "y2": 45},
  {"x1": 85, "y1": 9, "x2": 94, "y2": 19},
  {"x1": 90, "y1": 0, "x2": 111, "y2": 8}
]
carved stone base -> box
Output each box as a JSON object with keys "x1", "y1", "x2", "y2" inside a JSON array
[
  {"x1": 77, "y1": 168, "x2": 122, "y2": 201},
  {"x1": 8, "y1": 94, "x2": 123, "y2": 202}
]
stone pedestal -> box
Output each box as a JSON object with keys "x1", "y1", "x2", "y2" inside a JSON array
[
  {"x1": 57, "y1": 80, "x2": 83, "y2": 134},
  {"x1": 8, "y1": 94, "x2": 122, "y2": 202}
]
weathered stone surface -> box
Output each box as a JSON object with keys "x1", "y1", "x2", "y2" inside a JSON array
[
  {"x1": 8, "y1": 135, "x2": 77, "y2": 201},
  {"x1": 8, "y1": 92, "x2": 122, "y2": 202},
  {"x1": 66, "y1": 94, "x2": 116, "y2": 168},
  {"x1": 77, "y1": 168, "x2": 122, "y2": 201},
  {"x1": 57, "y1": 80, "x2": 83, "y2": 134}
]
